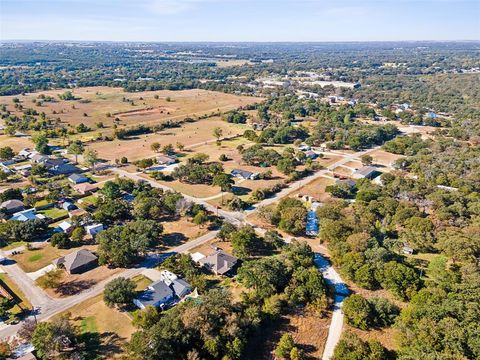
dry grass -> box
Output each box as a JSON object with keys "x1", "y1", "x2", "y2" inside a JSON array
[
  {"x1": 290, "y1": 176, "x2": 336, "y2": 203},
  {"x1": 245, "y1": 309, "x2": 331, "y2": 359},
  {"x1": 2, "y1": 87, "x2": 261, "y2": 130},
  {"x1": 58, "y1": 294, "x2": 135, "y2": 358},
  {"x1": 88, "y1": 116, "x2": 248, "y2": 162},
  {"x1": 43, "y1": 265, "x2": 123, "y2": 299},
  {"x1": 316, "y1": 154, "x2": 344, "y2": 168},
  {"x1": 161, "y1": 217, "x2": 210, "y2": 247},
  {"x1": 0, "y1": 134, "x2": 33, "y2": 152},
  {"x1": 368, "y1": 149, "x2": 404, "y2": 167}
]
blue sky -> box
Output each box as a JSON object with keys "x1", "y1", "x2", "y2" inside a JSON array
[{"x1": 0, "y1": 0, "x2": 479, "y2": 41}]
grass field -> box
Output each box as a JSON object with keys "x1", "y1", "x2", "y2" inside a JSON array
[
  {"x1": 1, "y1": 87, "x2": 261, "y2": 133},
  {"x1": 57, "y1": 294, "x2": 135, "y2": 358},
  {"x1": 368, "y1": 149, "x2": 404, "y2": 167},
  {"x1": 290, "y1": 176, "x2": 336, "y2": 203},
  {"x1": 87, "y1": 116, "x2": 248, "y2": 162}
]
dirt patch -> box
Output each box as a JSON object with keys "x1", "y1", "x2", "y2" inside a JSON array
[
  {"x1": 161, "y1": 217, "x2": 210, "y2": 248},
  {"x1": 289, "y1": 176, "x2": 336, "y2": 203},
  {"x1": 245, "y1": 308, "x2": 331, "y2": 359},
  {"x1": 368, "y1": 149, "x2": 404, "y2": 167}
]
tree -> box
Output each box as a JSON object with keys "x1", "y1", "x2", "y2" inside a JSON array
[
  {"x1": 343, "y1": 294, "x2": 372, "y2": 330},
  {"x1": 83, "y1": 149, "x2": 99, "y2": 172},
  {"x1": 150, "y1": 142, "x2": 161, "y2": 152},
  {"x1": 277, "y1": 157, "x2": 295, "y2": 175},
  {"x1": 161, "y1": 144, "x2": 174, "y2": 155},
  {"x1": 275, "y1": 334, "x2": 294, "y2": 359},
  {"x1": 36, "y1": 269, "x2": 63, "y2": 289},
  {"x1": 193, "y1": 210, "x2": 208, "y2": 226},
  {"x1": 67, "y1": 141, "x2": 84, "y2": 164},
  {"x1": 32, "y1": 132, "x2": 49, "y2": 154},
  {"x1": 212, "y1": 173, "x2": 233, "y2": 192},
  {"x1": 50, "y1": 232, "x2": 71, "y2": 249},
  {"x1": 104, "y1": 277, "x2": 137, "y2": 308},
  {"x1": 70, "y1": 227, "x2": 86, "y2": 242},
  {"x1": 31, "y1": 317, "x2": 81, "y2": 359},
  {"x1": 230, "y1": 226, "x2": 259, "y2": 259},
  {"x1": 100, "y1": 181, "x2": 122, "y2": 200},
  {"x1": 333, "y1": 332, "x2": 388, "y2": 360},
  {"x1": 213, "y1": 127, "x2": 223, "y2": 141},
  {"x1": 361, "y1": 154, "x2": 373, "y2": 166},
  {"x1": 0, "y1": 146, "x2": 14, "y2": 161}
]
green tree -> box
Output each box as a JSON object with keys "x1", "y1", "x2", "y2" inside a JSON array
[
  {"x1": 275, "y1": 334, "x2": 294, "y2": 359},
  {"x1": 67, "y1": 141, "x2": 84, "y2": 164},
  {"x1": 104, "y1": 277, "x2": 137, "y2": 308},
  {"x1": 0, "y1": 147, "x2": 15, "y2": 160},
  {"x1": 343, "y1": 294, "x2": 372, "y2": 330},
  {"x1": 83, "y1": 149, "x2": 99, "y2": 172},
  {"x1": 50, "y1": 232, "x2": 71, "y2": 249},
  {"x1": 32, "y1": 132, "x2": 49, "y2": 154}
]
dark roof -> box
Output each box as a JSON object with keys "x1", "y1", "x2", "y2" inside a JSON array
[
  {"x1": 68, "y1": 173, "x2": 89, "y2": 182},
  {"x1": 136, "y1": 281, "x2": 174, "y2": 307},
  {"x1": 231, "y1": 169, "x2": 254, "y2": 178},
  {"x1": 53, "y1": 249, "x2": 97, "y2": 272},
  {"x1": 48, "y1": 163, "x2": 80, "y2": 175},
  {"x1": 335, "y1": 179, "x2": 356, "y2": 188},
  {"x1": 198, "y1": 250, "x2": 238, "y2": 275}
]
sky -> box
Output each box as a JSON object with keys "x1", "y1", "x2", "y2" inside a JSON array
[{"x1": 0, "y1": 0, "x2": 479, "y2": 42}]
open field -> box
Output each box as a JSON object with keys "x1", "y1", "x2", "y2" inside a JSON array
[
  {"x1": 316, "y1": 154, "x2": 344, "y2": 168},
  {"x1": 1, "y1": 87, "x2": 262, "y2": 130},
  {"x1": 368, "y1": 149, "x2": 404, "y2": 167},
  {"x1": 161, "y1": 217, "x2": 210, "y2": 247},
  {"x1": 42, "y1": 265, "x2": 123, "y2": 299},
  {"x1": 289, "y1": 176, "x2": 335, "y2": 203},
  {"x1": 0, "y1": 134, "x2": 33, "y2": 152},
  {"x1": 57, "y1": 294, "x2": 135, "y2": 358},
  {"x1": 87, "y1": 116, "x2": 248, "y2": 162}
]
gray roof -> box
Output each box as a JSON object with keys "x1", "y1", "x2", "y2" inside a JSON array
[
  {"x1": 137, "y1": 281, "x2": 174, "y2": 307},
  {"x1": 170, "y1": 278, "x2": 191, "y2": 297},
  {"x1": 335, "y1": 179, "x2": 356, "y2": 188},
  {"x1": 231, "y1": 169, "x2": 254, "y2": 178},
  {"x1": 53, "y1": 249, "x2": 97, "y2": 272},
  {"x1": 68, "y1": 173, "x2": 89, "y2": 182},
  {"x1": 354, "y1": 166, "x2": 377, "y2": 177},
  {"x1": 0, "y1": 199, "x2": 24, "y2": 211},
  {"x1": 198, "y1": 250, "x2": 238, "y2": 275}
]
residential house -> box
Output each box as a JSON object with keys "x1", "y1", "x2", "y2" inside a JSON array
[
  {"x1": 10, "y1": 208, "x2": 45, "y2": 222},
  {"x1": 157, "y1": 155, "x2": 177, "y2": 166},
  {"x1": 352, "y1": 166, "x2": 380, "y2": 180},
  {"x1": 57, "y1": 220, "x2": 74, "y2": 234},
  {"x1": 52, "y1": 249, "x2": 98, "y2": 274},
  {"x1": 0, "y1": 199, "x2": 25, "y2": 214},
  {"x1": 46, "y1": 159, "x2": 80, "y2": 176},
  {"x1": 134, "y1": 280, "x2": 174, "y2": 309},
  {"x1": 73, "y1": 183, "x2": 98, "y2": 195},
  {"x1": 68, "y1": 173, "x2": 89, "y2": 184},
  {"x1": 61, "y1": 201, "x2": 77, "y2": 211},
  {"x1": 304, "y1": 150, "x2": 318, "y2": 159},
  {"x1": 159, "y1": 270, "x2": 178, "y2": 283},
  {"x1": 170, "y1": 279, "x2": 192, "y2": 298},
  {"x1": 30, "y1": 154, "x2": 50, "y2": 164},
  {"x1": 198, "y1": 250, "x2": 239, "y2": 276},
  {"x1": 231, "y1": 169, "x2": 259, "y2": 180},
  {"x1": 14, "y1": 164, "x2": 32, "y2": 176},
  {"x1": 85, "y1": 223, "x2": 104, "y2": 237}
]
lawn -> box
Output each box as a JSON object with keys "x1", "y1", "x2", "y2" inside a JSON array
[
  {"x1": 0, "y1": 274, "x2": 32, "y2": 317},
  {"x1": 78, "y1": 194, "x2": 98, "y2": 207},
  {"x1": 12, "y1": 244, "x2": 67, "y2": 273},
  {"x1": 56, "y1": 294, "x2": 136, "y2": 358},
  {"x1": 39, "y1": 207, "x2": 68, "y2": 220},
  {"x1": 132, "y1": 274, "x2": 152, "y2": 291}
]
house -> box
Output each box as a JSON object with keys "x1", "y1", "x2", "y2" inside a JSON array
[
  {"x1": 297, "y1": 144, "x2": 311, "y2": 151},
  {"x1": 61, "y1": 201, "x2": 76, "y2": 211},
  {"x1": 73, "y1": 183, "x2": 98, "y2": 195},
  {"x1": 47, "y1": 162, "x2": 80, "y2": 176},
  {"x1": 0, "y1": 199, "x2": 25, "y2": 214},
  {"x1": 57, "y1": 220, "x2": 74, "y2": 234},
  {"x1": 85, "y1": 223, "x2": 104, "y2": 237},
  {"x1": 30, "y1": 154, "x2": 50, "y2": 164},
  {"x1": 170, "y1": 278, "x2": 192, "y2": 298},
  {"x1": 0, "y1": 163, "x2": 12, "y2": 174},
  {"x1": 53, "y1": 249, "x2": 98, "y2": 274},
  {"x1": 10, "y1": 208, "x2": 45, "y2": 222},
  {"x1": 402, "y1": 246, "x2": 415, "y2": 255},
  {"x1": 304, "y1": 150, "x2": 318, "y2": 159},
  {"x1": 352, "y1": 166, "x2": 380, "y2": 180},
  {"x1": 157, "y1": 155, "x2": 177, "y2": 166},
  {"x1": 198, "y1": 250, "x2": 238, "y2": 276},
  {"x1": 69, "y1": 208, "x2": 87, "y2": 218},
  {"x1": 335, "y1": 179, "x2": 356, "y2": 188},
  {"x1": 134, "y1": 280, "x2": 174, "y2": 309},
  {"x1": 68, "y1": 173, "x2": 89, "y2": 184},
  {"x1": 231, "y1": 169, "x2": 259, "y2": 180},
  {"x1": 14, "y1": 164, "x2": 32, "y2": 176}
]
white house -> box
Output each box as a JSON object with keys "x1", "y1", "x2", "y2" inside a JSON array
[{"x1": 85, "y1": 223, "x2": 104, "y2": 237}]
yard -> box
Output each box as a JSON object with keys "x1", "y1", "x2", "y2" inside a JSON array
[
  {"x1": 160, "y1": 217, "x2": 211, "y2": 248},
  {"x1": 0, "y1": 273, "x2": 32, "y2": 317},
  {"x1": 56, "y1": 294, "x2": 135, "y2": 358},
  {"x1": 289, "y1": 176, "x2": 336, "y2": 203},
  {"x1": 368, "y1": 149, "x2": 404, "y2": 167}
]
